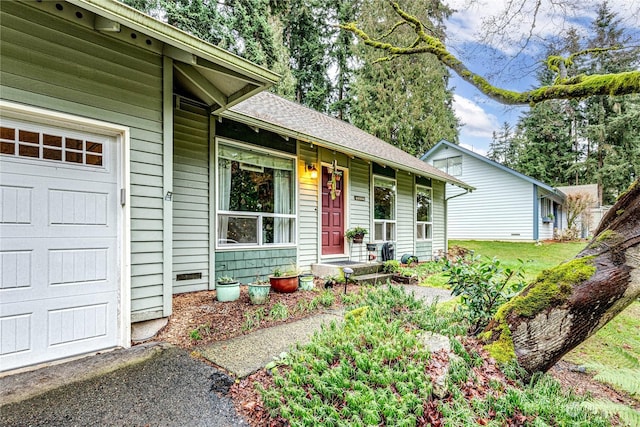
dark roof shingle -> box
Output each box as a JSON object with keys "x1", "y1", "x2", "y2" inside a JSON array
[{"x1": 224, "y1": 92, "x2": 472, "y2": 190}]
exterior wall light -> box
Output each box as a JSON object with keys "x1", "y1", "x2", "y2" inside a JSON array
[{"x1": 306, "y1": 163, "x2": 318, "y2": 179}]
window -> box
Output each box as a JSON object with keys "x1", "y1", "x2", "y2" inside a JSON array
[
  {"x1": 217, "y1": 141, "x2": 296, "y2": 247},
  {"x1": 1, "y1": 126, "x2": 104, "y2": 167},
  {"x1": 433, "y1": 155, "x2": 462, "y2": 176},
  {"x1": 373, "y1": 176, "x2": 396, "y2": 241},
  {"x1": 541, "y1": 198, "x2": 553, "y2": 222},
  {"x1": 416, "y1": 185, "x2": 432, "y2": 240}
]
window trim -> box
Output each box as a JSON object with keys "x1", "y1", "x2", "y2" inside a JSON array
[
  {"x1": 433, "y1": 155, "x2": 462, "y2": 176},
  {"x1": 416, "y1": 184, "x2": 433, "y2": 241},
  {"x1": 215, "y1": 137, "x2": 298, "y2": 250},
  {"x1": 372, "y1": 175, "x2": 397, "y2": 242}
]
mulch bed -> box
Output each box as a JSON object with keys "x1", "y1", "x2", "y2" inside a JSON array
[{"x1": 155, "y1": 280, "x2": 362, "y2": 349}]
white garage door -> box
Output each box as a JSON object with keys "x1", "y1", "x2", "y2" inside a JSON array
[{"x1": 0, "y1": 118, "x2": 121, "y2": 372}]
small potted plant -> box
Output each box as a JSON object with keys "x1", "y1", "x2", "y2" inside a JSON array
[
  {"x1": 216, "y1": 275, "x2": 240, "y2": 302},
  {"x1": 248, "y1": 276, "x2": 271, "y2": 305},
  {"x1": 269, "y1": 266, "x2": 299, "y2": 293},
  {"x1": 345, "y1": 226, "x2": 368, "y2": 244},
  {"x1": 298, "y1": 272, "x2": 315, "y2": 291}
]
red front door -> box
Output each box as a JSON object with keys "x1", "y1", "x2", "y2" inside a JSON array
[{"x1": 321, "y1": 166, "x2": 344, "y2": 255}]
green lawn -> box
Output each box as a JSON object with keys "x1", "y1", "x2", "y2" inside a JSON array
[
  {"x1": 449, "y1": 239, "x2": 586, "y2": 281},
  {"x1": 421, "y1": 240, "x2": 586, "y2": 286}
]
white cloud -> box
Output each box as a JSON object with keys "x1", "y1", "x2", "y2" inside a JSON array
[
  {"x1": 445, "y1": 0, "x2": 640, "y2": 56},
  {"x1": 452, "y1": 94, "x2": 499, "y2": 139}
]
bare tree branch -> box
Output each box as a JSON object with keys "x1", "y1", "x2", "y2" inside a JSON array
[{"x1": 341, "y1": 1, "x2": 640, "y2": 105}]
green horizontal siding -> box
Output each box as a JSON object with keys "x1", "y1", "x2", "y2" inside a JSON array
[
  {"x1": 173, "y1": 104, "x2": 210, "y2": 294},
  {"x1": 396, "y1": 172, "x2": 414, "y2": 259},
  {"x1": 0, "y1": 2, "x2": 165, "y2": 321},
  {"x1": 432, "y1": 180, "x2": 446, "y2": 255},
  {"x1": 298, "y1": 143, "x2": 318, "y2": 269}
]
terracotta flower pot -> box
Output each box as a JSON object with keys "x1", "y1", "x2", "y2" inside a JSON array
[{"x1": 269, "y1": 275, "x2": 298, "y2": 293}]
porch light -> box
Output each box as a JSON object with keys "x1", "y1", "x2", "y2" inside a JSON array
[{"x1": 306, "y1": 163, "x2": 318, "y2": 179}]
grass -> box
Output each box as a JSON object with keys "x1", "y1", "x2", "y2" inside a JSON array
[{"x1": 421, "y1": 239, "x2": 585, "y2": 286}]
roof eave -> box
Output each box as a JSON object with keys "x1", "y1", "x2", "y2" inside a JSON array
[
  {"x1": 68, "y1": 0, "x2": 280, "y2": 86},
  {"x1": 220, "y1": 110, "x2": 475, "y2": 191}
]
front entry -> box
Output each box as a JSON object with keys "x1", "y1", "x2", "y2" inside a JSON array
[{"x1": 321, "y1": 165, "x2": 344, "y2": 255}]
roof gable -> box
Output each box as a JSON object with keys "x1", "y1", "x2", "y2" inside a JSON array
[{"x1": 65, "y1": 0, "x2": 279, "y2": 111}]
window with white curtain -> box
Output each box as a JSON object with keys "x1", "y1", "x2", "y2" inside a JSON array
[
  {"x1": 416, "y1": 185, "x2": 432, "y2": 240},
  {"x1": 217, "y1": 141, "x2": 296, "y2": 247},
  {"x1": 373, "y1": 176, "x2": 396, "y2": 241}
]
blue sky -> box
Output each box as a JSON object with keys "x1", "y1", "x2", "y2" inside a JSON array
[{"x1": 443, "y1": 0, "x2": 640, "y2": 156}]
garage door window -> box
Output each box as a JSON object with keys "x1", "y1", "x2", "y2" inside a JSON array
[{"x1": 1, "y1": 126, "x2": 104, "y2": 167}]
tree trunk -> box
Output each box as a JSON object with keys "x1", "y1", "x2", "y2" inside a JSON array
[{"x1": 484, "y1": 179, "x2": 640, "y2": 375}]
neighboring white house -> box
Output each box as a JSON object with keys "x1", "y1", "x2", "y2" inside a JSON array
[{"x1": 421, "y1": 140, "x2": 565, "y2": 241}]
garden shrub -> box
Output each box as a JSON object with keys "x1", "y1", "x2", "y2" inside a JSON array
[{"x1": 444, "y1": 255, "x2": 526, "y2": 334}]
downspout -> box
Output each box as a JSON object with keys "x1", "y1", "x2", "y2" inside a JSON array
[
  {"x1": 533, "y1": 185, "x2": 539, "y2": 241},
  {"x1": 444, "y1": 186, "x2": 471, "y2": 253}
]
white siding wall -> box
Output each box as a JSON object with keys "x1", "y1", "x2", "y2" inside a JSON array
[
  {"x1": 396, "y1": 172, "x2": 414, "y2": 260},
  {"x1": 298, "y1": 143, "x2": 319, "y2": 270},
  {"x1": 172, "y1": 103, "x2": 210, "y2": 293},
  {"x1": 1, "y1": 2, "x2": 166, "y2": 321},
  {"x1": 429, "y1": 147, "x2": 535, "y2": 240}
]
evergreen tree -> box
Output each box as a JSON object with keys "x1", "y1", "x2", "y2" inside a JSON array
[
  {"x1": 349, "y1": 0, "x2": 458, "y2": 156},
  {"x1": 579, "y1": 2, "x2": 640, "y2": 204},
  {"x1": 120, "y1": 0, "x2": 279, "y2": 68},
  {"x1": 279, "y1": 0, "x2": 332, "y2": 111},
  {"x1": 488, "y1": 122, "x2": 519, "y2": 168}
]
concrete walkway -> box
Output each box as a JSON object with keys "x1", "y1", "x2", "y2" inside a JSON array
[{"x1": 199, "y1": 312, "x2": 342, "y2": 377}]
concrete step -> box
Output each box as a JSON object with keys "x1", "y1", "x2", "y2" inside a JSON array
[
  {"x1": 351, "y1": 272, "x2": 394, "y2": 285},
  {"x1": 312, "y1": 262, "x2": 382, "y2": 279}
]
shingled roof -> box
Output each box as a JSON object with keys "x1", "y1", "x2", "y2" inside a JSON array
[{"x1": 223, "y1": 91, "x2": 473, "y2": 190}]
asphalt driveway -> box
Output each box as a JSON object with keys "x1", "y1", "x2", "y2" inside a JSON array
[{"x1": 0, "y1": 345, "x2": 246, "y2": 427}]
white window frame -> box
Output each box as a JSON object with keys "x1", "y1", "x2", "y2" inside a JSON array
[
  {"x1": 215, "y1": 138, "x2": 297, "y2": 249},
  {"x1": 373, "y1": 175, "x2": 396, "y2": 242},
  {"x1": 416, "y1": 184, "x2": 433, "y2": 241},
  {"x1": 541, "y1": 198, "x2": 553, "y2": 223},
  {"x1": 433, "y1": 155, "x2": 462, "y2": 176}
]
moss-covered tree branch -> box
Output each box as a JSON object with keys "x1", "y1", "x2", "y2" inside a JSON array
[{"x1": 341, "y1": 2, "x2": 640, "y2": 105}]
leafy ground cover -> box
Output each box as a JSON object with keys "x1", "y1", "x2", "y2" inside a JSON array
[{"x1": 232, "y1": 286, "x2": 617, "y2": 426}]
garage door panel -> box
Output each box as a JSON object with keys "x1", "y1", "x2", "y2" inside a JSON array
[
  {"x1": 1, "y1": 241, "x2": 116, "y2": 304},
  {"x1": 0, "y1": 292, "x2": 117, "y2": 370},
  {"x1": 0, "y1": 119, "x2": 121, "y2": 372}
]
